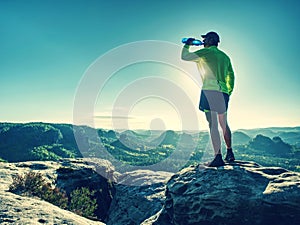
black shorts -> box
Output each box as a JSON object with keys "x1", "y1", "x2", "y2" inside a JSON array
[{"x1": 199, "y1": 90, "x2": 229, "y2": 114}]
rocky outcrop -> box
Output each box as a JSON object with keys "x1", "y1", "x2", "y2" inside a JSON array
[
  {"x1": 106, "y1": 169, "x2": 173, "y2": 225},
  {"x1": 2, "y1": 158, "x2": 300, "y2": 225},
  {"x1": 0, "y1": 158, "x2": 116, "y2": 224},
  {"x1": 0, "y1": 158, "x2": 173, "y2": 225},
  {"x1": 142, "y1": 161, "x2": 300, "y2": 225}
]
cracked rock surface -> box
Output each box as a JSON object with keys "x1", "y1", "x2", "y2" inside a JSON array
[
  {"x1": 0, "y1": 159, "x2": 108, "y2": 225},
  {"x1": 142, "y1": 161, "x2": 300, "y2": 225}
]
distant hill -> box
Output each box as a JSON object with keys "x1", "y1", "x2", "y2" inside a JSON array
[
  {"x1": 151, "y1": 130, "x2": 179, "y2": 146},
  {"x1": 276, "y1": 131, "x2": 300, "y2": 146},
  {"x1": 0, "y1": 122, "x2": 104, "y2": 162},
  {"x1": 236, "y1": 127, "x2": 300, "y2": 148},
  {"x1": 0, "y1": 122, "x2": 82, "y2": 162},
  {"x1": 248, "y1": 134, "x2": 293, "y2": 156},
  {"x1": 98, "y1": 129, "x2": 117, "y2": 140},
  {"x1": 232, "y1": 131, "x2": 251, "y2": 145},
  {"x1": 111, "y1": 133, "x2": 144, "y2": 151}
]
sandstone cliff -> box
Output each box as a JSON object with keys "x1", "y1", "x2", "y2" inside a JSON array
[
  {"x1": 0, "y1": 158, "x2": 172, "y2": 225},
  {"x1": 142, "y1": 161, "x2": 300, "y2": 225},
  {"x1": 0, "y1": 158, "x2": 114, "y2": 224},
  {"x1": 1, "y1": 159, "x2": 300, "y2": 225}
]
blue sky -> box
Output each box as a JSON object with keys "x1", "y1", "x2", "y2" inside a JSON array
[{"x1": 1, "y1": 0, "x2": 300, "y2": 130}]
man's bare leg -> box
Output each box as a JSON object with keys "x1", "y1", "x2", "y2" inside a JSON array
[
  {"x1": 205, "y1": 111, "x2": 225, "y2": 167},
  {"x1": 218, "y1": 113, "x2": 232, "y2": 149},
  {"x1": 205, "y1": 111, "x2": 221, "y2": 155},
  {"x1": 218, "y1": 113, "x2": 235, "y2": 161}
]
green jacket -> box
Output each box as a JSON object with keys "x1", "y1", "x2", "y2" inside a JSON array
[{"x1": 181, "y1": 45, "x2": 235, "y2": 95}]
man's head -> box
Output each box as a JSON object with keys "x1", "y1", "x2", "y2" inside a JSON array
[{"x1": 201, "y1": 31, "x2": 220, "y2": 47}]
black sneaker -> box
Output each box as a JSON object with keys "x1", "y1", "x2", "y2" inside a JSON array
[
  {"x1": 207, "y1": 154, "x2": 225, "y2": 167},
  {"x1": 225, "y1": 149, "x2": 235, "y2": 162}
]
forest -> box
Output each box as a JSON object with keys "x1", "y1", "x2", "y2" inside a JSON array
[{"x1": 0, "y1": 122, "x2": 299, "y2": 172}]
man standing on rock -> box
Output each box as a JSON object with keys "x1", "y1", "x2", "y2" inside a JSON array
[{"x1": 181, "y1": 31, "x2": 235, "y2": 167}]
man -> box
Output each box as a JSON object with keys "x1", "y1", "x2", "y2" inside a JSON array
[{"x1": 181, "y1": 31, "x2": 235, "y2": 167}]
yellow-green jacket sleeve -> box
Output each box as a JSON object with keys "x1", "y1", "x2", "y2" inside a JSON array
[
  {"x1": 226, "y1": 62, "x2": 235, "y2": 95},
  {"x1": 181, "y1": 45, "x2": 200, "y2": 61}
]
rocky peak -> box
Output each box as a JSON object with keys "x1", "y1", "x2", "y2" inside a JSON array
[{"x1": 142, "y1": 161, "x2": 300, "y2": 225}]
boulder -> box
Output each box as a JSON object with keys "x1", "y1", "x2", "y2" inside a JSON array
[{"x1": 142, "y1": 161, "x2": 300, "y2": 225}]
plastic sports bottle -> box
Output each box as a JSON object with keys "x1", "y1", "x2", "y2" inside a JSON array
[{"x1": 182, "y1": 38, "x2": 203, "y2": 46}]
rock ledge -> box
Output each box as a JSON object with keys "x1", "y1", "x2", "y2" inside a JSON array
[{"x1": 142, "y1": 161, "x2": 300, "y2": 225}]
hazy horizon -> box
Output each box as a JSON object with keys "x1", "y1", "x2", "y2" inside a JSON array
[{"x1": 1, "y1": 120, "x2": 299, "y2": 133}]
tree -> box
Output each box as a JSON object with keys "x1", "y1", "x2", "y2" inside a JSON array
[{"x1": 69, "y1": 187, "x2": 98, "y2": 218}]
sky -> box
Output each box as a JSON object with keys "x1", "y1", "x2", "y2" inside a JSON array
[{"x1": 1, "y1": 0, "x2": 300, "y2": 131}]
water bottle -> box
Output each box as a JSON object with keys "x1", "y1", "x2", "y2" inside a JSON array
[{"x1": 182, "y1": 38, "x2": 203, "y2": 46}]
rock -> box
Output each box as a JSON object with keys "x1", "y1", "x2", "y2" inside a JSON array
[
  {"x1": 0, "y1": 191, "x2": 105, "y2": 225},
  {"x1": 141, "y1": 161, "x2": 300, "y2": 225},
  {"x1": 117, "y1": 169, "x2": 173, "y2": 186},
  {"x1": 3, "y1": 158, "x2": 299, "y2": 225},
  {"x1": 106, "y1": 169, "x2": 173, "y2": 225},
  {"x1": 0, "y1": 158, "x2": 116, "y2": 224}
]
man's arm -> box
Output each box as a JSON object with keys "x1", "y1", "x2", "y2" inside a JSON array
[
  {"x1": 181, "y1": 45, "x2": 200, "y2": 61},
  {"x1": 226, "y1": 62, "x2": 235, "y2": 95}
]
